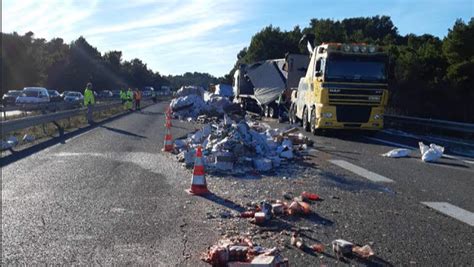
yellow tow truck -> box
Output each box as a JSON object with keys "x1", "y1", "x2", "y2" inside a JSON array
[{"x1": 289, "y1": 34, "x2": 389, "y2": 134}]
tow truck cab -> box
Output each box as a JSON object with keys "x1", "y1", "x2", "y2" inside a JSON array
[{"x1": 291, "y1": 41, "x2": 389, "y2": 133}]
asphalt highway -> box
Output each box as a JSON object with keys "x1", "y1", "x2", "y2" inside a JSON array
[{"x1": 2, "y1": 101, "x2": 473, "y2": 265}]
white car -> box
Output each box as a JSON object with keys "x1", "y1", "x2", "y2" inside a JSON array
[
  {"x1": 63, "y1": 92, "x2": 84, "y2": 104},
  {"x1": 15, "y1": 87, "x2": 50, "y2": 104}
]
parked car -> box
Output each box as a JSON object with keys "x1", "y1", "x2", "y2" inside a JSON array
[
  {"x1": 2, "y1": 90, "x2": 22, "y2": 106},
  {"x1": 63, "y1": 92, "x2": 84, "y2": 105},
  {"x1": 142, "y1": 86, "x2": 154, "y2": 97},
  {"x1": 16, "y1": 87, "x2": 50, "y2": 104},
  {"x1": 111, "y1": 90, "x2": 121, "y2": 98},
  {"x1": 48, "y1": 90, "x2": 62, "y2": 102},
  {"x1": 97, "y1": 90, "x2": 113, "y2": 99},
  {"x1": 60, "y1": 91, "x2": 74, "y2": 99}
]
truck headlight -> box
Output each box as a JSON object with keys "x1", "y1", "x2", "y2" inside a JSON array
[
  {"x1": 374, "y1": 114, "x2": 382, "y2": 120},
  {"x1": 322, "y1": 112, "x2": 333, "y2": 118}
]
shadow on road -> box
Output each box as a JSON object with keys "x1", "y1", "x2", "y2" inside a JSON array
[
  {"x1": 100, "y1": 125, "x2": 147, "y2": 139},
  {"x1": 200, "y1": 193, "x2": 247, "y2": 212},
  {"x1": 319, "y1": 170, "x2": 397, "y2": 195},
  {"x1": 1, "y1": 111, "x2": 131, "y2": 168}
]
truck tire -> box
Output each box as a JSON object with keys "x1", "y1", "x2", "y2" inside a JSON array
[
  {"x1": 303, "y1": 108, "x2": 310, "y2": 132},
  {"x1": 310, "y1": 108, "x2": 322, "y2": 135},
  {"x1": 263, "y1": 105, "x2": 269, "y2": 117}
]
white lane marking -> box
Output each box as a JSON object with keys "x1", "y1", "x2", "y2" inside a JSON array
[
  {"x1": 329, "y1": 159, "x2": 394, "y2": 183},
  {"x1": 366, "y1": 137, "x2": 474, "y2": 165},
  {"x1": 421, "y1": 202, "x2": 474, "y2": 227}
]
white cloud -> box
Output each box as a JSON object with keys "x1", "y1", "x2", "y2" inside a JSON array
[{"x1": 2, "y1": 0, "x2": 254, "y2": 76}]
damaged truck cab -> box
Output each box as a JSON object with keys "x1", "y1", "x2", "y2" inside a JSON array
[{"x1": 290, "y1": 36, "x2": 389, "y2": 133}]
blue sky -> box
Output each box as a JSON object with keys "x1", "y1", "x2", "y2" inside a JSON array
[{"x1": 2, "y1": 0, "x2": 472, "y2": 77}]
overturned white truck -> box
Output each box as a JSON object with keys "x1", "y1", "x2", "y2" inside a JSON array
[{"x1": 233, "y1": 53, "x2": 309, "y2": 121}]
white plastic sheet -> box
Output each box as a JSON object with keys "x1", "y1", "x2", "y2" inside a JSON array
[
  {"x1": 419, "y1": 142, "x2": 444, "y2": 162},
  {"x1": 382, "y1": 148, "x2": 411, "y2": 158}
]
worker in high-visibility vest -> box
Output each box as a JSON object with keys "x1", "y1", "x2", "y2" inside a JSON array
[
  {"x1": 119, "y1": 88, "x2": 127, "y2": 110},
  {"x1": 84, "y1": 82, "x2": 95, "y2": 106},
  {"x1": 126, "y1": 88, "x2": 133, "y2": 111},
  {"x1": 84, "y1": 82, "x2": 95, "y2": 123},
  {"x1": 134, "y1": 88, "x2": 142, "y2": 111}
]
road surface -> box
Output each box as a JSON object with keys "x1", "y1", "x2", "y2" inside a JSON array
[{"x1": 2, "y1": 101, "x2": 473, "y2": 265}]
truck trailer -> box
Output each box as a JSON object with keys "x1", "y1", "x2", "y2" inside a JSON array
[{"x1": 233, "y1": 53, "x2": 309, "y2": 121}]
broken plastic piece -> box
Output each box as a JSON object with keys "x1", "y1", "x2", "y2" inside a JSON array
[
  {"x1": 254, "y1": 212, "x2": 266, "y2": 224},
  {"x1": 301, "y1": 191, "x2": 320, "y2": 201},
  {"x1": 352, "y1": 245, "x2": 375, "y2": 259},
  {"x1": 382, "y1": 148, "x2": 411, "y2": 158},
  {"x1": 419, "y1": 142, "x2": 444, "y2": 162},
  {"x1": 240, "y1": 211, "x2": 256, "y2": 218},
  {"x1": 332, "y1": 239, "x2": 354, "y2": 259},
  {"x1": 311, "y1": 243, "x2": 325, "y2": 253}
]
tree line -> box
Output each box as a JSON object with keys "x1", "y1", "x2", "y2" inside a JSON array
[
  {"x1": 2, "y1": 16, "x2": 472, "y2": 122},
  {"x1": 0, "y1": 32, "x2": 220, "y2": 95},
  {"x1": 226, "y1": 16, "x2": 473, "y2": 122}
]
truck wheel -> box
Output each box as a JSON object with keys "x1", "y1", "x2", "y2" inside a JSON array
[
  {"x1": 263, "y1": 105, "x2": 269, "y2": 117},
  {"x1": 303, "y1": 108, "x2": 310, "y2": 132},
  {"x1": 310, "y1": 108, "x2": 318, "y2": 134}
]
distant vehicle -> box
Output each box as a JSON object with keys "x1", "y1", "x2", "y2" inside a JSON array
[
  {"x1": 161, "y1": 86, "x2": 171, "y2": 96},
  {"x1": 63, "y1": 91, "x2": 84, "y2": 104},
  {"x1": 142, "y1": 86, "x2": 154, "y2": 97},
  {"x1": 111, "y1": 90, "x2": 121, "y2": 98},
  {"x1": 2, "y1": 90, "x2": 22, "y2": 106},
  {"x1": 16, "y1": 87, "x2": 50, "y2": 104},
  {"x1": 98, "y1": 90, "x2": 113, "y2": 98},
  {"x1": 47, "y1": 90, "x2": 62, "y2": 102},
  {"x1": 60, "y1": 91, "x2": 74, "y2": 99}
]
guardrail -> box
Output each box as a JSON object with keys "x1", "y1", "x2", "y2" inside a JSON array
[
  {"x1": 1, "y1": 98, "x2": 121, "y2": 119},
  {"x1": 384, "y1": 114, "x2": 474, "y2": 135},
  {"x1": 0, "y1": 100, "x2": 131, "y2": 138}
]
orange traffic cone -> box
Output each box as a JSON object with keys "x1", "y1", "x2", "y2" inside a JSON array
[
  {"x1": 162, "y1": 127, "x2": 174, "y2": 152},
  {"x1": 186, "y1": 146, "x2": 210, "y2": 195},
  {"x1": 165, "y1": 115, "x2": 172, "y2": 128}
]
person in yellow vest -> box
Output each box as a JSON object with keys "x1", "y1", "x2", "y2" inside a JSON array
[
  {"x1": 119, "y1": 88, "x2": 127, "y2": 110},
  {"x1": 84, "y1": 82, "x2": 95, "y2": 106},
  {"x1": 126, "y1": 88, "x2": 133, "y2": 111},
  {"x1": 84, "y1": 82, "x2": 95, "y2": 123},
  {"x1": 134, "y1": 88, "x2": 142, "y2": 111}
]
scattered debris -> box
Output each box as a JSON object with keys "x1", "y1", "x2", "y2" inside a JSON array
[
  {"x1": 301, "y1": 191, "x2": 320, "y2": 201},
  {"x1": 419, "y1": 142, "x2": 444, "y2": 162},
  {"x1": 332, "y1": 239, "x2": 354, "y2": 259},
  {"x1": 352, "y1": 245, "x2": 375, "y2": 259},
  {"x1": 311, "y1": 243, "x2": 325, "y2": 253},
  {"x1": 201, "y1": 236, "x2": 288, "y2": 267},
  {"x1": 174, "y1": 119, "x2": 312, "y2": 175},
  {"x1": 288, "y1": 201, "x2": 311, "y2": 215},
  {"x1": 382, "y1": 148, "x2": 411, "y2": 158},
  {"x1": 170, "y1": 85, "x2": 238, "y2": 120}
]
